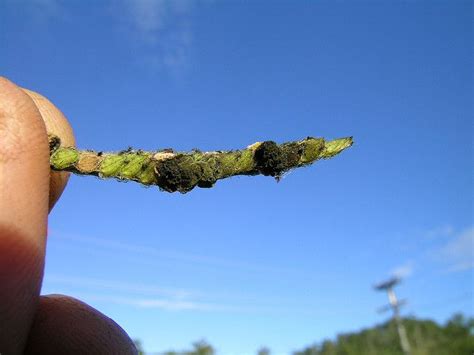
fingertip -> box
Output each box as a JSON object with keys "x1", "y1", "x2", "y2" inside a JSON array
[
  {"x1": 22, "y1": 89, "x2": 76, "y2": 211},
  {"x1": 25, "y1": 295, "x2": 138, "y2": 355}
]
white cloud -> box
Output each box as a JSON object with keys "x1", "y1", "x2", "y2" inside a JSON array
[
  {"x1": 390, "y1": 261, "x2": 414, "y2": 278},
  {"x1": 438, "y1": 227, "x2": 474, "y2": 272},
  {"x1": 425, "y1": 225, "x2": 454, "y2": 239},
  {"x1": 51, "y1": 231, "x2": 295, "y2": 274},
  {"x1": 128, "y1": 0, "x2": 168, "y2": 36},
  {"x1": 8, "y1": 0, "x2": 195, "y2": 73},
  {"x1": 71, "y1": 293, "x2": 230, "y2": 312},
  {"x1": 120, "y1": 0, "x2": 194, "y2": 72},
  {"x1": 43, "y1": 274, "x2": 235, "y2": 312},
  {"x1": 130, "y1": 298, "x2": 225, "y2": 311},
  {"x1": 43, "y1": 274, "x2": 249, "y2": 312},
  {"x1": 45, "y1": 274, "x2": 193, "y2": 299}
]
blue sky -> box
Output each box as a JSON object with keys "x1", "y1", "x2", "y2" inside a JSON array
[{"x1": 1, "y1": 1, "x2": 472, "y2": 354}]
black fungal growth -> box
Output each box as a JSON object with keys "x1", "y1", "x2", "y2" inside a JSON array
[
  {"x1": 48, "y1": 135, "x2": 61, "y2": 152},
  {"x1": 154, "y1": 155, "x2": 196, "y2": 193},
  {"x1": 154, "y1": 155, "x2": 218, "y2": 193},
  {"x1": 254, "y1": 141, "x2": 304, "y2": 178}
]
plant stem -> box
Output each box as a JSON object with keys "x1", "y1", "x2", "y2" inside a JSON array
[{"x1": 48, "y1": 135, "x2": 353, "y2": 193}]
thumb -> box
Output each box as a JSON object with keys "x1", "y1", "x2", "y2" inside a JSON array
[
  {"x1": 0, "y1": 77, "x2": 50, "y2": 353},
  {"x1": 22, "y1": 88, "x2": 75, "y2": 211}
]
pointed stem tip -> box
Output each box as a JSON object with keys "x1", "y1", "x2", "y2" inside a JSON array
[{"x1": 321, "y1": 137, "x2": 354, "y2": 159}]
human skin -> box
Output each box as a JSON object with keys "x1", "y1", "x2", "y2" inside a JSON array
[{"x1": 0, "y1": 77, "x2": 137, "y2": 354}]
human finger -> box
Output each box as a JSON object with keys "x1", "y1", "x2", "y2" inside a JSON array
[
  {"x1": 25, "y1": 295, "x2": 137, "y2": 354},
  {"x1": 22, "y1": 88, "x2": 75, "y2": 212},
  {"x1": 0, "y1": 77, "x2": 50, "y2": 354}
]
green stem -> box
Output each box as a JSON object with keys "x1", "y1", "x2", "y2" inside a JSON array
[{"x1": 48, "y1": 135, "x2": 353, "y2": 193}]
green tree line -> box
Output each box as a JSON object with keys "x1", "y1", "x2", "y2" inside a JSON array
[
  {"x1": 294, "y1": 313, "x2": 473, "y2": 355},
  {"x1": 134, "y1": 313, "x2": 473, "y2": 355}
]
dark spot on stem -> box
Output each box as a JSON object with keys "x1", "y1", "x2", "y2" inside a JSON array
[
  {"x1": 254, "y1": 141, "x2": 304, "y2": 178},
  {"x1": 154, "y1": 155, "x2": 199, "y2": 193},
  {"x1": 48, "y1": 135, "x2": 61, "y2": 152},
  {"x1": 154, "y1": 153, "x2": 220, "y2": 193},
  {"x1": 119, "y1": 147, "x2": 133, "y2": 155},
  {"x1": 197, "y1": 180, "x2": 215, "y2": 188},
  {"x1": 254, "y1": 141, "x2": 286, "y2": 177}
]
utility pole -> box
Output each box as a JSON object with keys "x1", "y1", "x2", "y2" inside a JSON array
[{"x1": 374, "y1": 277, "x2": 411, "y2": 355}]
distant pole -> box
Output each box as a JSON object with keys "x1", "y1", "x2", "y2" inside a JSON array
[{"x1": 374, "y1": 277, "x2": 411, "y2": 355}]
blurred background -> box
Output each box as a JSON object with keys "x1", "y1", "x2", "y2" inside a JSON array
[{"x1": 1, "y1": 1, "x2": 472, "y2": 354}]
